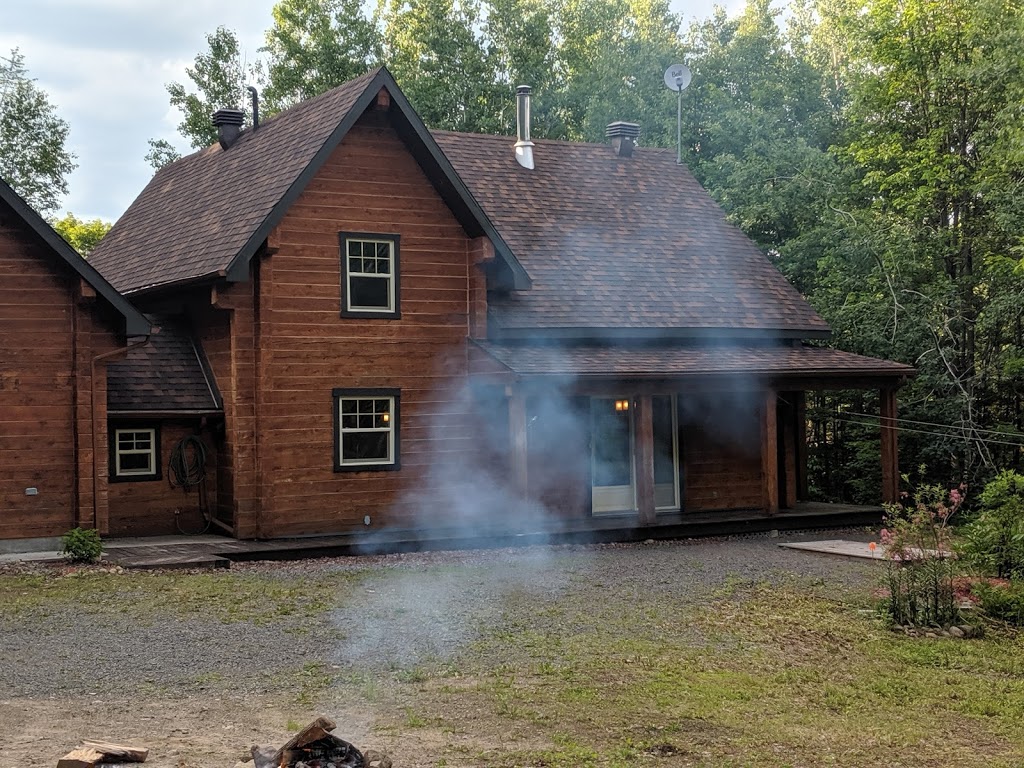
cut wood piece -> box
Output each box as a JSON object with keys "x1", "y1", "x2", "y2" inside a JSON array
[
  {"x1": 272, "y1": 716, "x2": 337, "y2": 764},
  {"x1": 79, "y1": 741, "x2": 148, "y2": 763},
  {"x1": 56, "y1": 747, "x2": 105, "y2": 768}
]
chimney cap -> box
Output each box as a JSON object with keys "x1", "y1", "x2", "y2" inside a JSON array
[
  {"x1": 211, "y1": 108, "x2": 245, "y2": 127},
  {"x1": 516, "y1": 85, "x2": 532, "y2": 95},
  {"x1": 606, "y1": 121, "x2": 641, "y2": 139}
]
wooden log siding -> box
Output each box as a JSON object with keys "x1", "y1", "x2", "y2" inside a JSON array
[
  {"x1": 681, "y1": 401, "x2": 762, "y2": 512},
  {"x1": 249, "y1": 111, "x2": 482, "y2": 536},
  {"x1": 107, "y1": 420, "x2": 219, "y2": 536},
  {"x1": 0, "y1": 217, "x2": 120, "y2": 539}
]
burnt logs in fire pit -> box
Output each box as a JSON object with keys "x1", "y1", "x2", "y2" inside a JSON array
[{"x1": 252, "y1": 717, "x2": 365, "y2": 768}]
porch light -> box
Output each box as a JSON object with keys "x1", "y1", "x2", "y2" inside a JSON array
[
  {"x1": 614, "y1": 399, "x2": 630, "y2": 412},
  {"x1": 382, "y1": 413, "x2": 390, "y2": 423}
]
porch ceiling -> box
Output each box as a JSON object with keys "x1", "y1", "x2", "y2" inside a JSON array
[{"x1": 475, "y1": 342, "x2": 915, "y2": 382}]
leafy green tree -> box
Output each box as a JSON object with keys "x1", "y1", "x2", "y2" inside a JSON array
[
  {"x1": 262, "y1": 0, "x2": 382, "y2": 112},
  {"x1": 154, "y1": 26, "x2": 258, "y2": 153},
  {"x1": 0, "y1": 49, "x2": 77, "y2": 216},
  {"x1": 51, "y1": 213, "x2": 111, "y2": 256},
  {"x1": 144, "y1": 138, "x2": 182, "y2": 171},
  {"x1": 381, "y1": 0, "x2": 502, "y2": 133}
]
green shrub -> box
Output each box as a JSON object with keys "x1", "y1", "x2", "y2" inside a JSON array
[
  {"x1": 972, "y1": 580, "x2": 1024, "y2": 626},
  {"x1": 959, "y1": 470, "x2": 1024, "y2": 579},
  {"x1": 881, "y1": 483, "x2": 963, "y2": 627},
  {"x1": 60, "y1": 527, "x2": 103, "y2": 563}
]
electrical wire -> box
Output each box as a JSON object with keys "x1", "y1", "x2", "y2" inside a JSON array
[{"x1": 810, "y1": 412, "x2": 1024, "y2": 449}]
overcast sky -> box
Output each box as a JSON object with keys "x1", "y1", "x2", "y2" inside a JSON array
[{"x1": 3, "y1": 0, "x2": 738, "y2": 222}]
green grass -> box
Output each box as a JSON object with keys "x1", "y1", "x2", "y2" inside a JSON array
[
  {"x1": 0, "y1": 568, "x2": 368, "y2": 624},
  {"x1": 394, "y1": 580, "x2": 1024, "y2": 767}
]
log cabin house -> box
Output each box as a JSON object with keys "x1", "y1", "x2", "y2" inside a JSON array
[
  {"x1": 0, "y1": 178, "x2": 149, "y2": 545},
  {"x1": 81, "y1": 67, "x2": 913, "y2": 542}
]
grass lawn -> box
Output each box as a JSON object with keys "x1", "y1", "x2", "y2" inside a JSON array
[{"x1": 2, "y1": 554, "x2": 1023, "y2": 767}]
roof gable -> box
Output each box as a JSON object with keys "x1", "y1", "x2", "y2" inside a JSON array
[
  {"x1": 0, "y1": 177, "x2": 149, "y2": 336},
  {"x1": 434, "y1": 132, "x2": 830, "y2": 339},
  {"x1": 90, "y1": 67, "x2": 528, "y2": 294}
]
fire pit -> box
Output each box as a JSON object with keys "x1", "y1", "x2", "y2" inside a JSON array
[{"x1": 252, "y1": 717, "x2": 365, "y2": 768}]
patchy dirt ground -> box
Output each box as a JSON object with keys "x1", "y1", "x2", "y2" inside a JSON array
[{"x1": 8, "y1": 531, "x2": 1019, "y2": 768}]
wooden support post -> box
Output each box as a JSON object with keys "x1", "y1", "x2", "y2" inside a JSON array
[
  {"x1": 880, "y1": 387, "x2": 899, "y2": 505},
  {"x1": 634, "y1": 395, "x2": 656, "y2": 526},
  {"x1": 795, "y1": 391, "x2": 808, "y2": 501},
  {"x1": 760, "y1": 390, "x2": 779, "y2": 516},
  {"x1": 508, "y1": 389, "x2": 528, "y2": 500},
  {"x1": 779, "y1": 394, "x2": 797, "y2": 509}
]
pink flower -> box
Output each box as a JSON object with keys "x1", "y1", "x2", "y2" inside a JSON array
[{"x1": 880, "y1": 528, "x2": 893, "y2": 544}]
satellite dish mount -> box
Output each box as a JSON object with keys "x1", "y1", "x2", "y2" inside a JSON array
[{"x1": 664, "y1": 64, "x2": 692, "y2": 164}]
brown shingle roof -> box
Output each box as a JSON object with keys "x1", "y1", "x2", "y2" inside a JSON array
[
  {"x1": 90, "y1": 68, "x2": 528, "y2": 294},
  {"x1": 90, "y1": 70, "x2": 379, "y2": 293},
  {"x1": 107, "y1": 315, "x2": 222, "y2": 413},
  {"x1": 476, "y1": 342, "x2": 915, "y2": 379},
  {"x1": 434, "y1": 132, "x2": 830, "y2": 339}
]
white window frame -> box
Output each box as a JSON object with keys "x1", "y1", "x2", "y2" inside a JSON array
[
  {"x1": 333, "y1": 390, "x2": 400, "y2": 471},
  {"x1": 341, "y1": 234, "x2": 399, "y2": 316},
  {"x1": 113, "y1": 428, "x2": 158, "y2": 479}
]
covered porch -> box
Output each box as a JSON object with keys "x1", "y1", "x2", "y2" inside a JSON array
[{"x1": 472, "y1": 342, "x2": 915, "y2": 527}]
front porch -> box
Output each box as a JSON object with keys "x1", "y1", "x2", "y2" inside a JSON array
[{"x1": 2, "y1": 501, "x2": 879, "y2": 569}]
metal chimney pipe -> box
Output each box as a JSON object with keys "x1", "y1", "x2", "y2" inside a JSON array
[
  {"x1": 247, "y1": 86, "x2": 260, "y2": 131},
  {"x1": 514, "y1": 85, "x2": 535, "y2": 170}
]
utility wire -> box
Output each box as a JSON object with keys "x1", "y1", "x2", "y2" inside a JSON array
[
  {"x1": 841, "y1": 411, "x2": 1024, "y2": 441},
  {"x1": 812, "y1": 412, "x2": 1024, "y2": 449}
]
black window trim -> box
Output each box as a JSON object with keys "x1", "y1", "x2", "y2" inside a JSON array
[
  {"x1": 109, "y1": 423, "x2": 162, "y2": 482},
  {"x1": 339, "y1": 232, "x2": 401, "y2": 319},
  {"x1": 332, "y1": 388, "x2": 401, "y2": 472}
]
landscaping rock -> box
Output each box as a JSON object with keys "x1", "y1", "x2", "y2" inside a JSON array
[
  {"x1": 363, "y1": 750, "x2": 392, "y2": 768},
  {"x1": 949, "y1": 626, "x2": 965, "y2": 638}
]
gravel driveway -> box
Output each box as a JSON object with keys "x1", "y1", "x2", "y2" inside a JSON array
[
  {"x1": 0, "y1": 529, "x2": 880, "y2": 766},
  {"x1": 0, "y1": 530, "x2": 877, "y2": 697}
]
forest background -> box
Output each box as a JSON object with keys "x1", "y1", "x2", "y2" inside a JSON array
[{"x1": 4, "y1": 0, "x2": 1024, "y2": 504}]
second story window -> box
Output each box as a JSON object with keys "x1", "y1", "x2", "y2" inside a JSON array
[{"x1": 340, "y1": 233, "x2": 400, "y2": 318}]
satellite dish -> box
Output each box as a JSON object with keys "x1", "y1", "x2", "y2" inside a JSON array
[{"x1": 664, "y1": 64, "x2": 692, "y2": 92}]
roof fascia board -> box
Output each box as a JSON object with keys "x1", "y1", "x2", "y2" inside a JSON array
[
  {"x1": 224, "y1": 67, "x2": 532, "y2": 291},
  {"x1": 0, "y1": 179, "x2": 150, "y2": 336},
  {"x1": 489, "y1": 326, "x2": 833, "y2": 342}
]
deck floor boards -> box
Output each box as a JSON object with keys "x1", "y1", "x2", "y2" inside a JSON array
[{"x1": 93, "y1": 502, "x2": 881, "y2": 569}]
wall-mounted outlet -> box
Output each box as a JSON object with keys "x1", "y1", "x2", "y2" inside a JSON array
[{"x1": 24, "y1": 487, "x2": 38, "y2": 496}]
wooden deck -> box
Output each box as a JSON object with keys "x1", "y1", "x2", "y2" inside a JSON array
[{"x1": 99, "y1": 502, "x2": 881, "y2": 569}]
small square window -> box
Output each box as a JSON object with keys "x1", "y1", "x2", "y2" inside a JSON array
[
  {"x1": 111, "y1": 427, "x2": 160, "y2": 481},
  {"x1": 333, "y1": 389, "x2": 400, "y2": 471},
  {"x1": 340, "y1": 233, "x2": 400, "y2": 318}
]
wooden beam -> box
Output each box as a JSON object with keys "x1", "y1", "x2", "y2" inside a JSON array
[
  {"x1": 880, "y1": 387, "x2": 899, "y2": 505},
  {"x1": 760, "y1": 390, "x2": 779, "y2": 515},
  {"x1": 634, "y1": 395, "x2": 657, "y2": 525},
  {"x1": 779, "y1": 394, "x2": 797, "y2": 509},
  {"x1": 508, "y1": 388, "x2": 528, "y2": 500}
]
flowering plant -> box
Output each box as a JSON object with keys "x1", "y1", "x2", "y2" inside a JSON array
[{"x1": 881, "y1": 482, "x2": 965, "y2": 627}]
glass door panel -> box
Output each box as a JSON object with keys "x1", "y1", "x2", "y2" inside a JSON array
[
  {"x1": 591, "y1": 398, "x2": 636, "y2": 514},
  {"x1": 652, "y1": 395, "x2": 680, "y2": 509}
]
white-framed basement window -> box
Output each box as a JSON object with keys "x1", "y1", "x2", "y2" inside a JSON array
[
  {"x1": 111, "y1": 427, "x2": 160, "y2": 481},
  {"x1": 340, "y1": 233, "x2": 400, "y2": 318},
  {"x1": 333, "y1": 389, "x2": 400, "y2": 471}
]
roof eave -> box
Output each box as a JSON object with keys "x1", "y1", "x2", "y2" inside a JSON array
[
  {"x1": 0, "y1": 179, "x2": 151, "y2": 337},
  {"x1": 489, "y1": 326, "x2": 833, "y2": 342}
]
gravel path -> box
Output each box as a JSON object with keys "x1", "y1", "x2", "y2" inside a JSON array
[{"x1": 0, "y1": 530, "x2": 879, "y2": 699}]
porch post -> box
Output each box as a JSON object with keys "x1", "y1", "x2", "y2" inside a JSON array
[
  {"x1": 508, "y1": 388, "x2": 529, "y2": 500},
  {"x1": 634, "y1": 395, "x2": 656, "y2": 526},
  {"x1": 880, "y1": 387, "x2": 899, "y2": 505},
  {"x1": 795, "y1": 391, "x2": 808, "y2": 501},
  {"x1": 760, "y1": 389, "x2": 779, "y2": 515}
]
